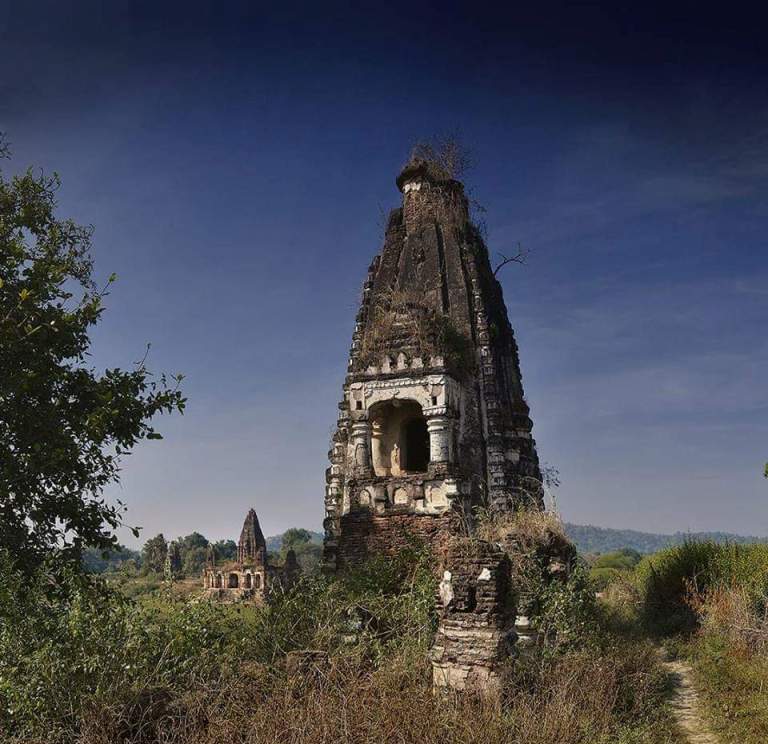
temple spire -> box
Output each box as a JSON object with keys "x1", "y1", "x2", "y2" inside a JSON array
[
  {"x1": 324, "y1": 154, "x2": 542, "y2": 569},
  {"x1": 237, "y1": 508, "x2": 267, "y2": 565}
]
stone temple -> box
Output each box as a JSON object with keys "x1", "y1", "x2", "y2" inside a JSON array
[
  {"x1": 203, "y1": 508, "x2": 299, "y2": 602},
  {"x1": 324, "y1": 156, "x2": 541, "y2": 569}
]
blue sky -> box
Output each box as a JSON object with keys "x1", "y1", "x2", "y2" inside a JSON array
[{"x1": 1, "y1": 2, "x2": 766, "y2": 544}]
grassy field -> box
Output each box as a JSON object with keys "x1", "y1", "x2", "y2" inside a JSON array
[{"x1": 0, "y1": 535, "x2": 681, "y2": 744}]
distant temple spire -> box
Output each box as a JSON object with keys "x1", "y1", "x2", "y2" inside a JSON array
[{"x1": 237, "y1": 508, "x2": 267, "y2": 565}]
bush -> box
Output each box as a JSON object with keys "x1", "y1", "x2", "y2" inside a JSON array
[
  {"x1": 536, "y1": 562, "x2": 597, "y2": 651},
  {"x1": 635, "y1": 540, "x2": 768, "y2": 635},
  {"x1": 593, "y1": 549, "x2": 643, "y2": 571},
  {"x1": 0, "y1": 543, "x2": 437, "y2": 742},
  {"x1": 591, "y1": 566, "x2": 624, "y2": 591},
  {"x1": 0, "y1": 538, "x2": 680, "y2": 744},
  {"x1": 634, "y1": 540, "x2": 723, "y2": 634}
]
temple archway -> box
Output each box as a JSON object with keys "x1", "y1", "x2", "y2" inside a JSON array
[{"x1": 370, "y1": 399, "x2": 429, "y2": 476}]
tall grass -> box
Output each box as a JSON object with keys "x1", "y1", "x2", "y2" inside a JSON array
[
  {"x1": 634, "y1": 540, "x2": 768, "y2": 635},
  {"x1": 0, "y1": 544, "x2": 677, "y2": 744},
  {"x1": 607, "y1": 539, "x2": 768, "y2": 742}
]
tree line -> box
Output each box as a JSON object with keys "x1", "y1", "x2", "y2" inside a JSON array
[{"x1": 84, "y1": 527, "x2": 322, "y2": 577}]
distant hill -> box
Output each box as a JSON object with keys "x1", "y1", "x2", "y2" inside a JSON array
[
  {"x1": 565, "y1": 523, "x2": 768, "y2": 555},
  {"x1": 263, "y1": 524, "x2": 768, "y2": 558}
]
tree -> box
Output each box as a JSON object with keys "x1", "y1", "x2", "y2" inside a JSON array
[
  {"x1": 281, "y1": 528, "x2": 313, "y2": 550},
  {"x1": 213, "y1": 539, "x2": 236, "y2": 561},
  {"x1": 140, "y1": 533, "x2": 167, "y2": 574},
  {"x1": 0, "y1": 137, "x2": 185, "y2": 575},
  {"x1": 182, "y1": 546, "x2": 208, "y2": 577},
  {"x1": 279, "y1": 528, "x2": 321, "y2": 575},
  {"x1": 178, "y1": 532, "x2": 209, "y2": 576}
]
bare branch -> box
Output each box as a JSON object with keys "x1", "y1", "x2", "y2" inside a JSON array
[{"x1": 493, "y1": 244, "x2": 531, "y2": 276}]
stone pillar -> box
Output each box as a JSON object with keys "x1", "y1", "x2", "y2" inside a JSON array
[
  {"x1": 350, "y1": 420, "x2": 372, "y2": 476},
  {"x1": 370, "y1": 418, "x2": 387, "y2": 476},
  {"x1": 426, "y1": 414, "x2": 452, "y2": 463},
  {"x1": 430, "y1": 538, "x2": 516, "y2": 701}
]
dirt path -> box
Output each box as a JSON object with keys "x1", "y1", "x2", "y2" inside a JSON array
[{"x1": 660, "y1": 652, "x2": 719, "y2": 744}]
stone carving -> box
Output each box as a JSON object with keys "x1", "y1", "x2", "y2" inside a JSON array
[
  {"x1": 391, "y1": 442, "x2": 400, "y2": 471},
  {"x1": 393, "y1": 486, "x2": 408, "y2": 505}
]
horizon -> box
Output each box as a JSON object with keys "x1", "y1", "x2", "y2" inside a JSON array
[{"x1": 2, "y1": 2, "x2": 766, "y2": 547}]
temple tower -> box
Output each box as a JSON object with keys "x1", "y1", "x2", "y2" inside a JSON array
[
  {"x1": 324, "y1": 157, "x2": 541, "y2": 569},
  {"x1": 237, "y1": 508, "x2": 267, "y2": 566}
]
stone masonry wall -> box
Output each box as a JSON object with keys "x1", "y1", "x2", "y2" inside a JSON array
[
  {"x1": 337, "y1": 510, "x2": 459, "y2": 568},
  {"x1": 431, "y1": 538, "x2": 517, "y2": 698}
]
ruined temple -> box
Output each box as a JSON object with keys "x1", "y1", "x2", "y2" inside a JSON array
[
  {"x1": 203, "y1": 508, "x2": 297, "y2": 602},
  {"x1": 324, "y1": 157, "x2": 541, "y2": 569}
]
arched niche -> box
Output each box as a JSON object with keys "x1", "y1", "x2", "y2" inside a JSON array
[{"x1": 369, "y1": 399, "x2": 430, "y2": 476}]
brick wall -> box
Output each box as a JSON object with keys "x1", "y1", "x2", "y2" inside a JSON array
[{"x1": 337, "y1": 510, "x2": 460, "y2": 567}]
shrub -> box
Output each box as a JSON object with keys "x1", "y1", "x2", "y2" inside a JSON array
[
  {"x1": 536, "y1": 562, "x2": 597, "y2": 651},
  {"x1": 593, "y1": 548, "x2": 643, "y2": 571},
  {"x1": 635, "y1": 540, "x2": 768, "y2": 635},
  {"x1": 0, "y1": 537, "x2": 679, "y2": 744},
  {"x1": 634, "y1": 540, "x2": 723, "y2": 634},
  {"x1": 591, "y1": 566, "x2": 624, "y2": 591}
]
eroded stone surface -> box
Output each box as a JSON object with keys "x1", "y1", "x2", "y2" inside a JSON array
[{"x1": 431, "y1": 538, "x2": 517, "y2": 699}]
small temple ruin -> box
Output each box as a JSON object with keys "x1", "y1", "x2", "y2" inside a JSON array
[
  {"x1": 202, "y1": 508, "x2": 299, "y2": 602},
  {"x1": 324, "y1": 155, "x2": 542, "y2": 570}
]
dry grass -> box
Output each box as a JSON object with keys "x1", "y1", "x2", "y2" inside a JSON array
[
  {"x1": 687, "y1": 586, "x2": 768, "y2": 743},
  {"x1": 59, "y1": 642, "x2": 675, "y2": 744},
  {"x1": 474, "y1": 508, "x2": 567, "y2": 547},
  {"x1": 356, "y1": 288, "x2": 473, "y2": 375},
  {"x1": 694, "y1": 585, "x2": 768, "y2": 656}
]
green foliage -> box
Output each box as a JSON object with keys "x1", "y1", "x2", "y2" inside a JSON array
[
  {"x1": 0, "y1": 541, "x2": 437, "y2": 741},
  {"x1": 0, "y1": 550, "x2": 247, "y2": 741},
  {"x1": 281, "y1": 527, "x2": 313, "y2": 548},
  {"x1": 593, "y1": 548, "x2": 643, "y2": 570},
  {"x1": 279, "y1": 528, "x2": 322, "y2": 574},
  {"x1": 265, "y1": 528, "x2": 323, "y2": 553},
  {"x1": 179, "y1": 531, "x2": 208, "y2": 552},
  {"x1": 0, "y1": 143, "x2": 185, "y2": 575},
  {"x1": 177, "y1": 531, "x2": 209, "y2": 576},
  {"x1": 635, "y1": 540, "x2": 722, "y2": 634},
  {"x1": 692, "y1": 632, "x2": 768, "y2": 744},
  {"x1": 589, "y1": 550, "x2": 643, "y2": 592},
  {"x1": 213, "y1": 538, "x2": 237, "y2": 561},
  {"x1": 140, "y1": 533, "x2": 167, "y2": 574},
  {"x1": 0, "y1": 539, "x2": 684, "y2": 744},
  {"x1": 249, "y1": 543, "x2": 436, "y2": 664},
  {"x1": 590, "y1": 566, "x2": 625, "y2": 591},
  {"x1": 182, "y1": 546, "x2": 208, "y2": 577},
  {"x1": 634, "y1": 540, "x2": 768, "y2": 635},
  {"x1": 535, "y1": 563, "x2": 598, "y2": 651}
]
